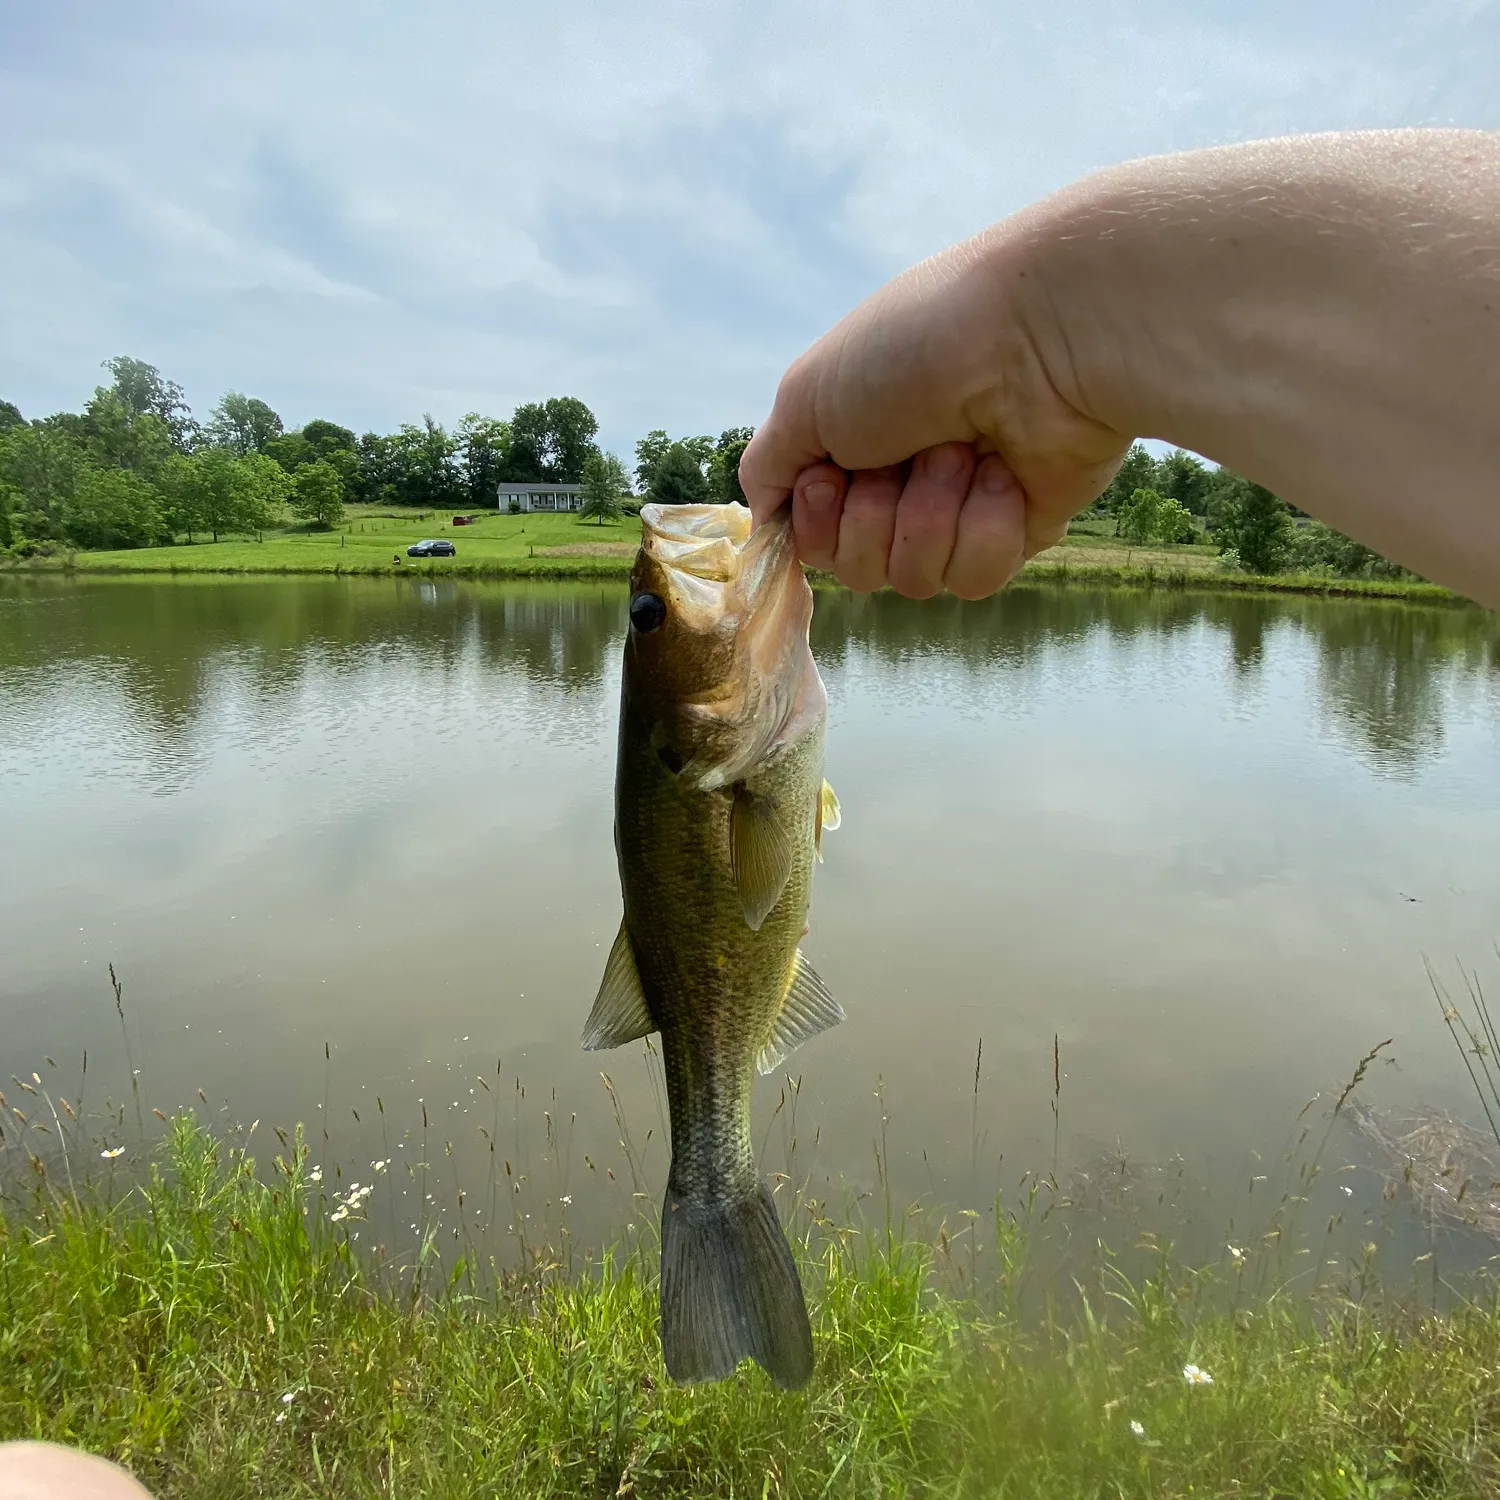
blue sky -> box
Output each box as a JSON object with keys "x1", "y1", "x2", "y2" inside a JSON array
[{"x1": 1, "y1": 0, "x2": 1495, "y2": 460}]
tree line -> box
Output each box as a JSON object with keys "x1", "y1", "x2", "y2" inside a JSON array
[
  {"x1": 1092, "y1": 444, "x2": 1413, "y2": 581},
  {"x1": 0, "y1": 357, "x2": 760, "y2": 554},
  {"x1": 1, "y1": 358, "x2": 1406, "y2": 581}
]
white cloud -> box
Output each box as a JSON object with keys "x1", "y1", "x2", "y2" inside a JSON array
[{"x1": 0, "y1": 0, "x2": 1494, "y2": 454}]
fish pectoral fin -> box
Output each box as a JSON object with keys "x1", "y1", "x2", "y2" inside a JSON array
[
  {"x1": 581, "y1": 922, "x2": 655, "y2": 1051},
  {"x1": 815, "y1": 779, "x2": 841, "y2": 862},
  {"x1": 756, "y1": 950, "x2": 844, "y2": 1075},
  {"x1": 731, "y1": 785, "x2": 795, "y2": 932}
]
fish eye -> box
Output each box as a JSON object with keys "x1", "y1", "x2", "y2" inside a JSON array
[{"x1": 629, "y1": 592, "x2": 667, "y2": 634}]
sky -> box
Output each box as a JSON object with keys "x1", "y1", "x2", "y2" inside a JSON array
[{"x1": 1, "y1": 0, "x2": 1496, "y2": 460}]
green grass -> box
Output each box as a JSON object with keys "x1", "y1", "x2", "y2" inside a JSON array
[
  {"x1": 4, "y1": 1115, "x2": 1500, "y2": 1498},
  {"x1": 0, "y1": 507, "x2": 1472, "y2": 604}
]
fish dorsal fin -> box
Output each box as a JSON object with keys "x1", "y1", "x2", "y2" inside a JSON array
[
  {"x1": 815, "y1": 779, "x2": 841, "y2": 861},
  {"x1": 581, "y1": 922, "x2": 655, "y2": 1050},
  {"x1": 756, "y1": 950, "x2": 844, "y2": 1075},
  {"x1": 731, "y1": 784, "x2": 794, "y2": 932}
]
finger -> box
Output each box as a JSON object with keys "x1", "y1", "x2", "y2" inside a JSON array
[
  {"x1": 944, "y1": 454, "x2": 1027, "y2": 600},
  {"x1": 886, "y1": 443, "x2": 976, "y2": 599},
  {"x1": 832, "y1": 466, "x2": 905, "y2": 592},
  {"x1": 791, "y1": 465, "x2": 847, "y2": 570},
  {"x1": 740, "y1": 360, "x2": 828, "y2": 527}
]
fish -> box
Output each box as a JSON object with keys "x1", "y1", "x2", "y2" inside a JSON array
[{"x1": 582, "y1": 500, "x2": 843, "y2": 1390}]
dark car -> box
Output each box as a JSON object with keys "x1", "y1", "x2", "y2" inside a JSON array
[{"x1": 407, "y1": 540, "x2": 456, "y2": 558}]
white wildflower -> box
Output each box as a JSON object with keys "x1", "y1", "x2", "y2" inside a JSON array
[
  {"x1": 330, "y1": 1206, "x2": 349, "y2": 1223},
  {"x1": 1341, "y1": 1185, "x2": 1353, "y2": 1196},
  {"x1": 100, "y1": 1146, "x2": 124, "y2": 1160},
  {"x1": 560, "y1": 1195, "x2": 572, "y2": 1206},
  {"x1": 309, "y1": 1167, "x2": 323, "y2": 1184},
  {"x1": 281, "y1": 1392, "x2": 295, "y2": 1404},
  {"x1": 1183, "y1": 1363, "x2": 1214, "y2": 1386},
  {"x1": 1129, "y1": 1420, "x2": 1145, "y2": 1438},
  {"x1": 274, "y1": 1412, "x2": 287, "y2": 1424},
  {"x1": 1228, "y1": 1244, "x2": 1245, "y2": 1263},
  {"x1": 371, "y1": 1159, "x2": 389, "y2": 1173}
]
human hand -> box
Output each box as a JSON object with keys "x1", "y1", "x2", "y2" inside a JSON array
[{"x1": 738, "y1": 232, "x2": 1130, "y2": 598}]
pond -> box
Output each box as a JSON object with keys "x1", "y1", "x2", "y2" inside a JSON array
[{"x1": 3, "y1": 575, "x2": 1499, "y2": 1266}]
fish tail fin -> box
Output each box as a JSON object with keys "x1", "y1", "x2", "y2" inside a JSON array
[{"x1": 659, "y1": 1178, "x2": 813, "y2": 1390}]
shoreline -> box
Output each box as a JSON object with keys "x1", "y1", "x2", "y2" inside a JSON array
[{"x1": 0, "y1": 551, "x2": 1471, "y2": 606}]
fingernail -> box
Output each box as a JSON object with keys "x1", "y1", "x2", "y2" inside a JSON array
[
  {"x1": 803, "y1": 481, "x2": 838, "y2": 510},
  {"x1": 923, "y1": 446, "x2": 968, "y2": 483}
]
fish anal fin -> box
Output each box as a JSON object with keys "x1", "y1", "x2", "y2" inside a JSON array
[
  {"x1": 756, "y1": 950, "x2": 844, "y2": 1075},
  {"x1": 816, "y1": 780, "x2": 840, "y2": 862},
  {"x1": 581, "y1": 922, "x2": 655, "y2": 1050},
  {"x1": 731, "y1": 785, "x2": 794, "y2": 932}
]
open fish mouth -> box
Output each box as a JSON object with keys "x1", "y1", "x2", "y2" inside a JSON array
[{"x1": 635, "y1": 503, "x2": 815, "y2": 793}]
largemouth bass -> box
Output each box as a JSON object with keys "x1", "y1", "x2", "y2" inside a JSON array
[{"x1": 582, "y1": 501, "x2": 842, "y2": 1390}]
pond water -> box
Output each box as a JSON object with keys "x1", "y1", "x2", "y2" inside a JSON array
[{"x1": 3, "y1": 575, "x2": 1499, "y2": 1267}]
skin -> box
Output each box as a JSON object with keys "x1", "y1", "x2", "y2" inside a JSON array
[{"x1": 740, "y1": 129, "x2": 1500, "y2": 609}]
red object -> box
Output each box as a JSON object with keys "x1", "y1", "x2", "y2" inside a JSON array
[{"x1": 452, "y1": 515, "x2": 473, "y2": 526}]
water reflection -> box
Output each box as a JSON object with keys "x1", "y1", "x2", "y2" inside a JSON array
[{"x1": 4, "y1": 578, "x2": 1493, "y2": 784}]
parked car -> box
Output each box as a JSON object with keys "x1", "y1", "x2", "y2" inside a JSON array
[{"x1": 407, "y1": 540, "x2": 456, "y2": 558}]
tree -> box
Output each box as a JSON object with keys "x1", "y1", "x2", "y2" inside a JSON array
[
  {"x1": 81, "y1": 389, "x2": 174, "y2": 477},
  {"x1": 1098, "y1": 442, "x2": 1158, "y2": 513},
  {"x1": 578, "y1": 451, "x2": 628, "y2": 525},
  {"x1": 1116, "y1": 486, "x2": 1196, "y2": 545},
  {"x1": 291, "y1": 460, "x2": 346, "y2": 529},
  {"x1": 1155, "y1": 449, "x2": 1212, "y2": 515},
  {"x1": 381, "y1": 417, "x2": 462, "y2": 508},
  {"x1": 707, "y1": 427, "x2": 754, "y2": 505},
  {"x1": 457, "y1": 414, "x2": 512, "y2": 507},
  {"x1": 179, "y1": 449, "x2": 287, "y2": 542},
  {"x1": 506, "y1": 398, "x2": 600, "y2": 484},
  {"x1": 634, "y1": 429, "x2": 672, "y2": 493},
  {"x1": 206, "y1": 393, "x2": 285, "y2": 456},
  {"x1": 101, "y1": 357, "x2": 197, "y2": 451},
  {"x1": 61, "y1": 468, "x2": 166, "y2": 550},
  {"x1": 0, "y1": 420, "x2": 84, "y2": 538},
  {"x1": 649, "y1": 443, "x2": 710, "y2": 506},
  {"x1": 1212, "y1": 477, "x2": 1292, "y2": 574},
  {"x1": 0, "y1": 401, "x2": 22, "y2": 434}
]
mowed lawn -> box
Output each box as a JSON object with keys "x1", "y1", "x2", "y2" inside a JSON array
[{"x1": 67, "y1": 507, "x2": 644, "y2": 576}]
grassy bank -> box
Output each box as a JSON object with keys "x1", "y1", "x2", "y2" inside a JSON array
[
  {"x1": 3, "y1": 1116, "x2": 1499, "y2": 1498},
  {"x1": 0, "y1": 506, "x2": 1469, "y2": 604}
]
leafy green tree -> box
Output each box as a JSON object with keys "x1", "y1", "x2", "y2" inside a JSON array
[
  {"x1": 0, "y1": 420, "x2": 84, "y2": 538},
  {"x1": 1098, "y1": 442, "x2": 1158, "y2": 514},
  {"x1": 0, "y1": 401, "x2": 22, "y2": 434},
  {"x1": 1284, "y1": 520, "x2": 1410, "y2": 580},
  {"x1": 80, "y1": 390, "x2": 174, "y2": 478},
  {"x1": 1212, "y1": 477, "x2": 1292, "y2": 574},
  {"x1": 578, "y1": 451, "x2": 629, "y2": 525},
  {"x1": 206, "y1": 393, "x2": 284, "y2": 456},
  {"x1": 239, "y1": 453, "x2": 290, "y2": 534},
  {"x1": 708, "y1": 427, "x2": 754, "y2": 504},
  {"x1": 179, "y1": 449, "x2": 286, "y2": 542},
  {"x1": 634, "y1": 429, "x2": 672, "y2": 493},
  {"x1": 1156, "y1": 449, "x2": 1211, "y2": 515},
  {"x1": 457, "y1": 414, "x2": 512, "y2": 507},
  {"x1": 61, "y1": 468, "x2": 166, "y2": 550},
  {"x1": 291, "y1": 460, "x2": 346, "y2": 529},
  {"x1": 101, "y1": 357, "x2": 197, "y2": 451},
  {"x1": 383, "y1": 417, "x2": 462, "y2": 508},
  {"x1": 506, "y1": 398, "x2": 600, "y2": 484},
  {"x1": 1116, "y1": 487, "x2": 1196, "y2": 545},
  {"x1": 649, "y1": 443, "x2": 710, "y2": 506}
]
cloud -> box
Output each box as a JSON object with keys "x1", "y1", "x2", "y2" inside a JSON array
[{"x1": 0, "y1": 0, "x2": 1494, "y2": 454}]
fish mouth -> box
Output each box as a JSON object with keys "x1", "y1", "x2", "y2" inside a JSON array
[{"x1": 637, "y1": 503, "x2": 814, "y2": 790}]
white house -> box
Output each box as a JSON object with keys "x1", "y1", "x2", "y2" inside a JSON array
[{"x1": 498, "y1": 482, "x2": 584, "y2": 514}]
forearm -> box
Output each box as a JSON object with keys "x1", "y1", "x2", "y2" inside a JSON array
[{"x1": 1004, "y1": 130, "x2": 1500, "y2": 602}]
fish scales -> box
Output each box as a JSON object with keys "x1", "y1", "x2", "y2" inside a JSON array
[{"x1": 583, "y1": 501, "x2": 842, "y2": 1390}]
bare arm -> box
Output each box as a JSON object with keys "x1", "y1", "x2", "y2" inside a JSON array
[{"x1": 740, "y1": 130, "x2": 1500, "y2": 606}]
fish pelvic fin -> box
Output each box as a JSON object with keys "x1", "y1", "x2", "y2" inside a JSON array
[
  {"x1": 581, "y1": 922, "x2": 655, "y2": 1051},
  {"x1": 815, "y1": 779, "x2": 840, "y2": 862},
  {"x1": 660, "y1": 1178, "x2": 813, "y2": 1390},
  {"x1": 756, "y1": 950, "x2": 844, "y2": 1076},
  {"x1": 730, "y1": 784, "x2": 795, "y2": 931}
]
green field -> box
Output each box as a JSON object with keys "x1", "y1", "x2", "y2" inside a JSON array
[
  {"x1": 0, "y1": 505, "x2": 1467, "y2": 604},
  {"x1": 4, "y1": 1114, "x2": 1498, "y2": 1498}
]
